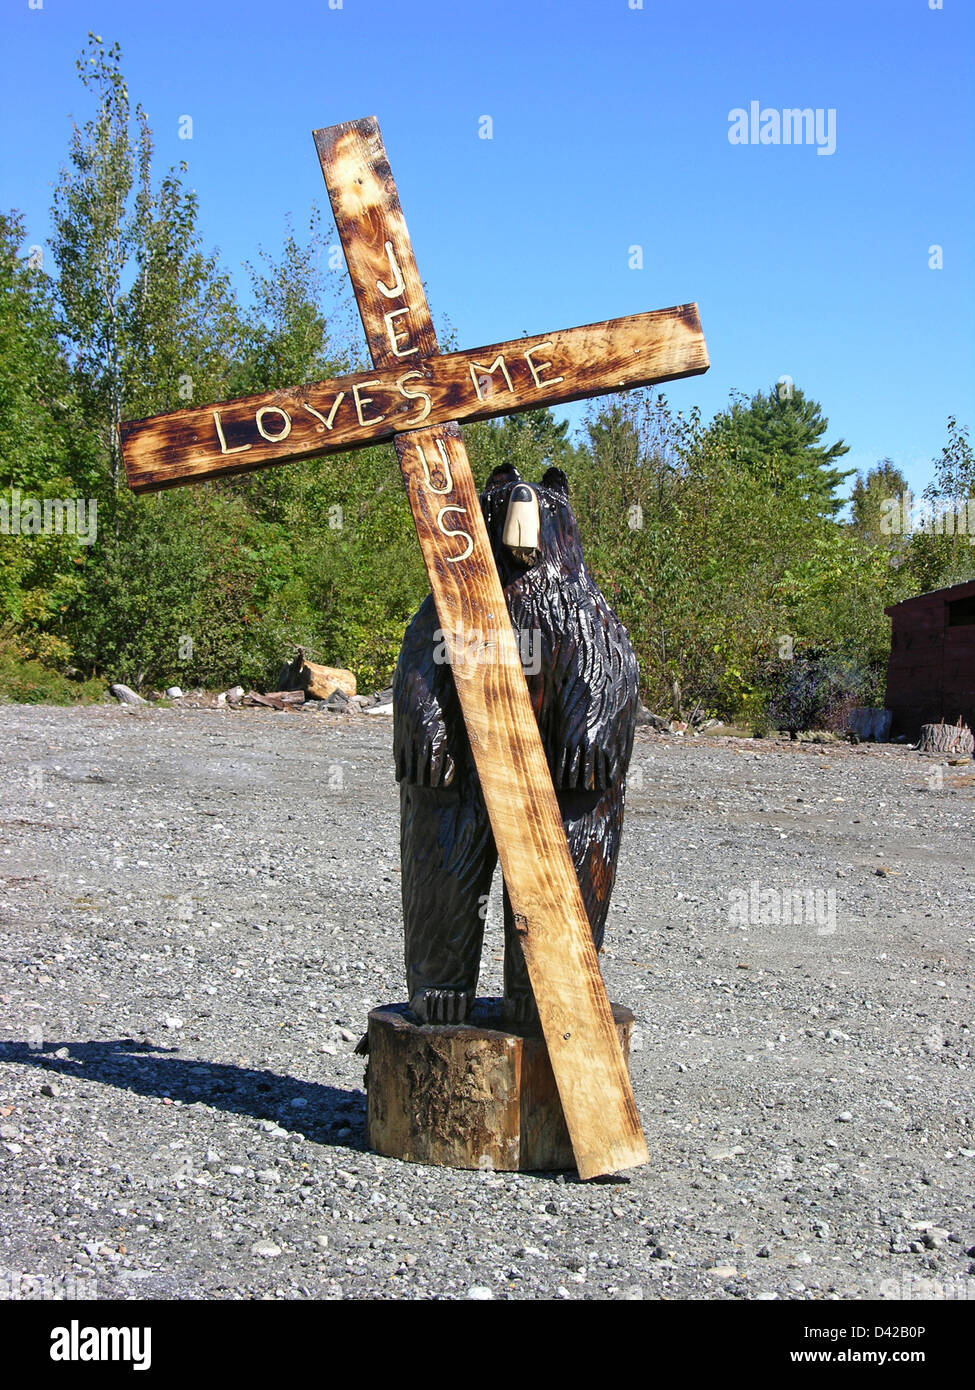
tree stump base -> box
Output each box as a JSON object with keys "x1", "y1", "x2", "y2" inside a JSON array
[
  {"x1": 918, "y1": 722, "x2": 974, "y2": 755},
  {"x1": 363, "y1": 999, "x2": 636, "y2": 1172}
]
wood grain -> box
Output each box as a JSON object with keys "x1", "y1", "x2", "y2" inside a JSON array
[
  {"x1": 119, "y1": 307, "x2": 708, "y2": 493},
  {"x1": 365, "y1": 1001, "x2": 635, "y2": 1172},
  {"x1": 394, "y1": 422, "x2": 647, "y2": 1175},
  {"x1": 313, "y1": 117, "x2": 440, "y2": 365},
  {"x1": 315, "y1": 116, "x2": 648, "y2": 1177}
]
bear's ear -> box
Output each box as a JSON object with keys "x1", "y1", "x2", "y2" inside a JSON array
[
  {"x1": 542, "y1": 467, "x2": 569, "y2": 497},
  {"x1": 487, "y1": 463, "x2": 522, "y2": 488}
]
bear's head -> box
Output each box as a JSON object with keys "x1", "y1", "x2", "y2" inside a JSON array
[{"x1": 479, "y1": 464, "x2": 585, "y2": 590}]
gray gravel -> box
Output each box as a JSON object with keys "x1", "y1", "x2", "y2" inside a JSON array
[{"x1": 0, "y1": 703, "x2": 973, "y2": 1301}]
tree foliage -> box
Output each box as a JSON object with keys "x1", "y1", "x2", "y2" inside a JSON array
[
  {"x1": 850, "y1": 459, "x2": 908, "y2": 543},
  {"x1": 702, "y1": 382, "x2": 853, "y2": 517},
  {"x1": 1, "y1": 34, "x2": 971, "y2": 730},
  {"x1": 0, "y1": 212, "x2": 89, "y2": 661}
]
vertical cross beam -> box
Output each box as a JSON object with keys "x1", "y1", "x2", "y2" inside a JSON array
[{"x1": 315, "y1": 118, "x2": 648, "y2": 1178}]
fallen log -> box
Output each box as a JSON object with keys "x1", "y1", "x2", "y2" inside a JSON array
[
  {"x1": 276, "y1": 647, "x2": 357, "y2": 701},
  {"x1": 244, "y1": 690, "x2": 305, "y2": 711}
]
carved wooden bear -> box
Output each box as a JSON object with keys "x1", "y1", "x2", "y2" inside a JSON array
[{"x1": 393, "y1": 463, "x2": 639, "y2": 1025}]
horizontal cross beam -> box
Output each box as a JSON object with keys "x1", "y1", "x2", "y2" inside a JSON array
[{"x1": 120, "y1": 306, "x2": 707, "y2": 493}]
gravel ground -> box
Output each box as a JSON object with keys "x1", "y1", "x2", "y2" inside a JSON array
[{"x1": 0, "y1": 702, "x2": 973, "y2": 1302}]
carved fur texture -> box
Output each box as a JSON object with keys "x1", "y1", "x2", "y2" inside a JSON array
[{"x1": 393, "y1": 465, "x2": 639, "y2": 1023}]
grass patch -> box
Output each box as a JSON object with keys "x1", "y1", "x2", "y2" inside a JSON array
[{"x1": 0, "y1": 645, "x2": 106, "y2": 706}]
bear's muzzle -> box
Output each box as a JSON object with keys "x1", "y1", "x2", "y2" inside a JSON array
[{"x1": 501, "y1": 484, "x2": 541, "y2": 566}]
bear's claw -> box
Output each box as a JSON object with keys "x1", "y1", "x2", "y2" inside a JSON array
[
  {"x1": 503, "y1": 994, "x2": 539, "y2": 1029},
  {"x1": 409, "y1": 988, "x2": 474, "y2": 1025}
]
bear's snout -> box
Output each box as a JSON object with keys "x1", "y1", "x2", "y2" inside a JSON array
[{"x1": 501, "y1": 483, "x2": 541, "y2": 566}]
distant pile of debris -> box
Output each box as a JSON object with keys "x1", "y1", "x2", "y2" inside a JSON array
[
  {"x1": 241, "y1": 685, "x2": 393, "y2": 716},
  {"x1": 248, "y1": 647, "x2": 392, "y2": 714},
  {"x1": 109, "y1": 647, "x2": 394, "y2": 715}
]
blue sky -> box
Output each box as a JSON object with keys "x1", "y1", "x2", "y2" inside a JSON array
[{"x1": 2, "y1": 0, "x2": 972, "y2": 494}]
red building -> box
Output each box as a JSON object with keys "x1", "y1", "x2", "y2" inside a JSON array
[{"x1": 885, "y1": 579, "x2": 975, "y2": 738}]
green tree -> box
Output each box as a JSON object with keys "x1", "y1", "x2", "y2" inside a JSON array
[
  {"x1": 703, "y1": 383, "x2": 853, "y2": 517},
  {"x1": 850, "y1": 458, "x2": 908, "y2": 543},
  {"x1": 568, "y1": 386, "x2": 892, "y2": 724},
  {"x1": 925, "y1": 416, "x2": 975, "y2": 504},
  {"x1": 46, "y1": 34, "x2": 253, "y2": 686},
  {"x1": 0, "y1": 212, "x2": 90, "y2": 663},
  {"x1": 123, "y1": 163, "x2": 241, "y2": 421},
  {"x1": 231, "y1": 208, "x2": 347, "y2": 396},
  {"x1": 224, "y1": 209, "x2": 354, "y2": 527},
  {"x1": 464, "y1": 407, "x2": 578, "y2": 487},
  {"x1": 51, "y1": 33, "x2": 240, "y2": 475},
  {"x1": 896, "y1": 417, "x2": 975, "y2": 595},
  {"x1": 10, "y1": 27, "x2": 941, "y2": 717}
]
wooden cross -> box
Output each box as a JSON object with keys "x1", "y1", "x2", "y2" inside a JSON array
[{"x1": 120, "y1": 117, "x2": 708, "y2": 1178}]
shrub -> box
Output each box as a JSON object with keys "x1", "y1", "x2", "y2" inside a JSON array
[
  {"x1": 762, "y1": 650, "x2": 873, "y2": 736},
  {"x1": 0, "y1": 633, "x2": 105, "y2": 705}
]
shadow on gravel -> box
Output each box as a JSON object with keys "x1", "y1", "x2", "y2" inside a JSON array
[{"x1": 0, "y1": 1038, "x2": 366, "y2": 1151}]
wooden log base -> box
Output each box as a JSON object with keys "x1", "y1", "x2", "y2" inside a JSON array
[
  {"x1": 364, "y1": 1000, "x2": 636, "y2": 1174},
  {"x1": 918, "y1": 721, "x2": 974, "y2": 755}
]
